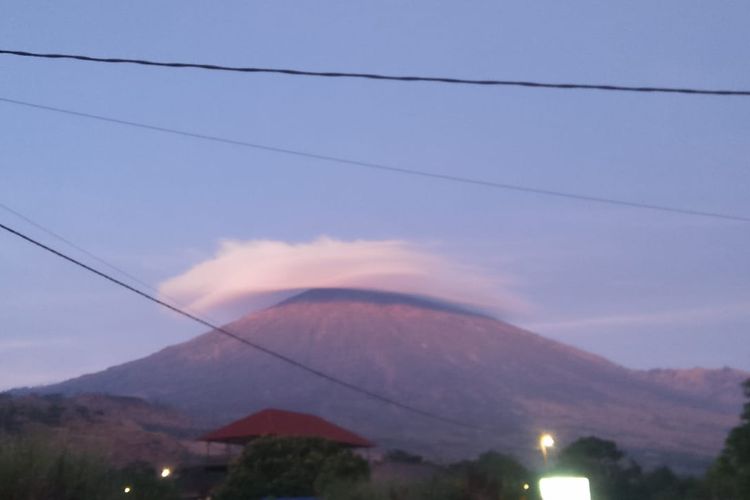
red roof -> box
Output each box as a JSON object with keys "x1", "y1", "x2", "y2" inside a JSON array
[{"x1": 199, "y1": 408, "x2": 374, "y2": 448}]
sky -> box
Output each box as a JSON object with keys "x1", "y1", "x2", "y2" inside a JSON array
[{"x1": 1, "y1": 1, "x2": 748, "y2": 390}]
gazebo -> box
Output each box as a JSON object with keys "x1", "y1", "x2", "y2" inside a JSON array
[{"x1": 199, "y1": 408, "x2": 374, "y2": 448}]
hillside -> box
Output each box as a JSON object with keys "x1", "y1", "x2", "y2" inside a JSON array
[
  {"x1": 35, "y1": 288, "x2": 748, "y2": 471},
  {"x1": 0, "y1": 393, "x2": 197, "y2": 467},
  {"x1": 639, "y1": 367, "x2": 748, "y2": 411}
]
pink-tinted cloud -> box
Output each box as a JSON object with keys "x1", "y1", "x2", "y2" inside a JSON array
[{"x1": 158, "y1": 237, "x2": 526, "y2": 318}]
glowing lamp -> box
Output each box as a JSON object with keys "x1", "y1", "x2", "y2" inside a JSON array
[
  {"x1": 539, "y1": 433, "x2": 555, "y2": 464},
  {"x1": 540, "y1": 434, "x2": 555, "y2": 449}
]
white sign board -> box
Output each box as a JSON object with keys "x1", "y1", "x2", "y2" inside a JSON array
[{"x1": 539, "y1": 477, "x2": 591, "y2": 500}]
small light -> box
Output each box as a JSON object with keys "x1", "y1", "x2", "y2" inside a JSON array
[
  {"x1": 161, "y1": 467, "x2": 172, "y2": 478},
  {"x1": 523, "y1": 483, "x2": 530, "y2": 490},
  {"x1": 123, "y1": 486, "x2": 131, "y2": 493}
]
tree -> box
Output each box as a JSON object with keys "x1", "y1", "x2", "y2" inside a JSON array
[
  {"x1": 641, "y1": 466, "x2": 707, "y2": 500},
  {"x1": 555, "y1": 436, "x2": 643, "y2": 500},
  {"x1": 214, "y1": 436, "x2": 369, "y2": 500},
  {"x1": 555, "y1": 436, "x2": 710, "y2": 500},
  {"x1": 709, "y1": 378, "x2": 750, "y2": 499}
]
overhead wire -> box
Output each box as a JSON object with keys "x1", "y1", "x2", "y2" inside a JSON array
[
  {"x1": 0, "y1": 202, "x2": 163, "y2": 297},
  {"x1": 0, "y1": 201, "x2": 230, "y2": 329},
  {"x1": 2, "y1": 96, "x2": 748, "y2": 223},
  {"x1": 2, "y1": 49, "x2": 749, "y2": 96}
]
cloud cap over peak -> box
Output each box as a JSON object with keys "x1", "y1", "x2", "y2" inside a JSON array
[{"x1": 158, "y1": 237, "x2": 526, "y2": 318}]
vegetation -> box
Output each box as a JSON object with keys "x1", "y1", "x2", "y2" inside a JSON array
[
  {"x1": 708, "y1": 378, "x2": 750, "y2": 499},
  {"x1": 0, "y1": 436, "x2": 179, "y2": 500},
  {"x1": 214, "y1": 436, "x2": 370, "y2": 500},
  {"x1": 555, "y1": 436, "x2": 639, "y2": 499},
  {"x1": 323, "y1": 451, "x2": 532, "y2": 500},
  {"x1": 210, "y1": 433, "x2": 739, "y2": 500},
  {"x1": 322, "y1": 436, "x2": 726, "y2": 500},
  {"x1": 554, "y1": 436, "x2": 705, "y2": 500},
  {"x1": 0, "y1": 437, "x2": 115, "y2": 500},
  {"x1": 2, "y1": 378, "x2": 748, "y2": 499},
  {"x1": 450, "y1": 451, "x2": 533, "y2": 500}
]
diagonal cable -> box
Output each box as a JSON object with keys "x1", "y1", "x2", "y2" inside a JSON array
[{"x1": 2, "y1": 96, "x2": 748, "y2": 223}]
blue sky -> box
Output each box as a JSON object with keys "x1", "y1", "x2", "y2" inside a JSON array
[{"x1": 1, "y1": 1, "x2": 748, "y2": 390}]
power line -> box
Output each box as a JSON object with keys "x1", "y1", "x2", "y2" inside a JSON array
[
  {"x1": 0, "y1": 202, "x2": 162, "y2": 297},
  {"x1": 0, "y1": 220, "x2": 480, "y2": 431},
  {"x1": 2, "y1": 49, "x2": 749, "y2": 97},
  {"x1": 2, "y1": 96, "x2": 748, "y2": 223},
  {"x1": 0, "y1": 201, "x2": 227, "y2": 327}
]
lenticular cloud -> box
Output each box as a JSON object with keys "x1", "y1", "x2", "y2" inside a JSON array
[{"x1": 158, "y1": 237, "x2": 524, "y2": 318}]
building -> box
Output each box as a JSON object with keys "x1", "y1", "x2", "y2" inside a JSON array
[{"x1": 199, "y1": 408, "x2": 374, "y2": 448}]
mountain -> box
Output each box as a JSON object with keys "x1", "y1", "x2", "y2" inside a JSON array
[{"x1": 34, "y1": 288, "x2": 748, "y2": 471}]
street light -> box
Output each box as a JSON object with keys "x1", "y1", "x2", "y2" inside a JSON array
[
  {"x1": 160, "y1": 467, "x2": 172, "y2": 478},
  {"x1": 539, "y1": 433, "x2": 555, "y2": 465}
]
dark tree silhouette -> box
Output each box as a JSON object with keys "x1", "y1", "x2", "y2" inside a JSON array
[
  {"x1": 710, "y1": 379, "x2": 750, "y2": 499},
  {"x1": 555, "y1": 436, "x2": 643, "y2": 500},
  {"x1": 214, "y1": 436, "x2": 369, "y2": 500}
]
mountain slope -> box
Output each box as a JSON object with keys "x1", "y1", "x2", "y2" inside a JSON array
[
  {"x1": 0, "y1": 393, "x2": 195, "y2": 466},
  {"x1": 639, "y1": 367, "x2": 748, "y2": 411},
  {"x1": 37, "y1": 288, "x2": 747, "y2": 470}
]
